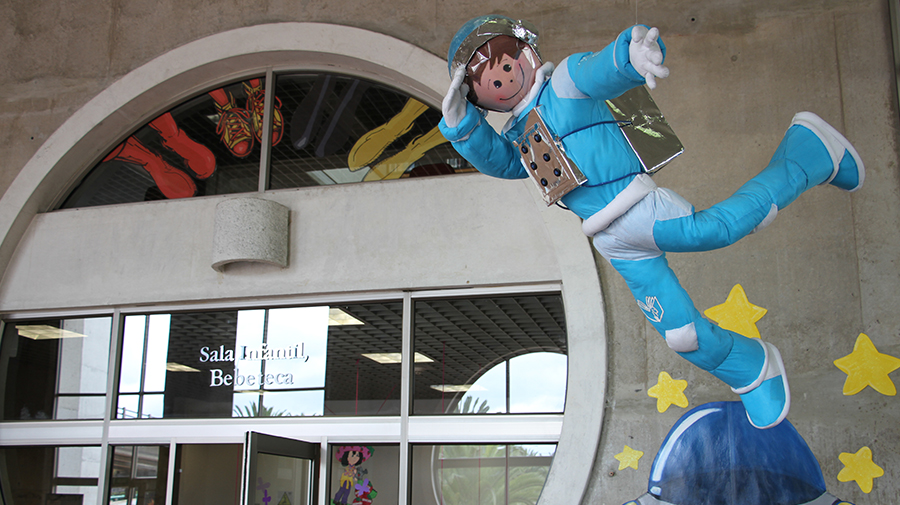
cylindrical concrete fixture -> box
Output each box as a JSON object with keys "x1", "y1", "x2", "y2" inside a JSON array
[{"x1": 212, "y1": 197, "x2": 289, "y2": 272}]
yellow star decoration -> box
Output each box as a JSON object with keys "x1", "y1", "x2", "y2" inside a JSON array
[
  {"x1": 615, "y1": 445, "x2": 644, "y2": 471},
  {"x1": 833, "y1": 333, "x2": 900, "y2": 396},
  {"x1": 647, "y1": 371, "x2": 689, "y2": 413},
  {"x1": 703, "y1": 284, "x2": 767, "y2": 339},
  {"x1": 837, "y1": 446, "x2": 884, "y2": 493}
]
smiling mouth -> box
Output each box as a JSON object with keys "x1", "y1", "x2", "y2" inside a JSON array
[{"x1": 500, "y1": 65, "x2": 526, "y2": 102}]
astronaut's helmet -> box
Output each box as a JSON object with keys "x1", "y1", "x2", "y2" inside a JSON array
[
  {"x1": 446, "y1": 15, "x2": 541, "y2": 77},
  {"x1": 623, "y1": 402, "x2": 853, "y2": 505}
]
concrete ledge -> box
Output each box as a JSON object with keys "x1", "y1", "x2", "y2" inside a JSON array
[{"x1": 212, "y1": 197, "x2": 289, "y2": 272}]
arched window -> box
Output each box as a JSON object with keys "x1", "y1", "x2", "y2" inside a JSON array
[{"x1": 62, "y1": 73, "x2": 470, "y2": 208}]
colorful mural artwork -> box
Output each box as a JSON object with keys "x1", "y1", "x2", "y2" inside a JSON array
[
  {"x1": 333, "y1": 445, "x2": 377, "y2": 505},
  {"x1": 347, "y1": 98, "x2": 448, "y2": 182},
  {"x1": 209, "y1": 78, "x2": 284, "y2": 158},
  {"x1": 64, "y1": 74, "x2": 468, "y2": 209},
  {"x1": 102, "y1": 112, "x2": 215, "y2": 199},
  {"x1": 622, "y1": 402, "x2": 856, "y2": 505}
]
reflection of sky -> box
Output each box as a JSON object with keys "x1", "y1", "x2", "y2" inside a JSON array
[
  {"x1": 509, "y1": 353, "x2": 566, "y2": 413},
  {"x1": 462, "y1": 352, "x2": 567, "y2": 414},
  {"x1": 231, "y1": 307, "x2": 329, "y2": 416},
  {"x1": 119, "y1": 316, "x2": 146, "y2": 393},
  {"x1": 234, "y1": 310, "x2": 265, "y2": 387},
  {"x1": 461, "y1": 362, "x2": 506, "y2": 413},
  {"x1": 144, "y1": 315, "x2": 170, "y2": 392},
  {"x1": 118, "y1": 314, "x2": 171, "y2": 395},
  {"x1": 232, "y1": 307, "x2": 328, "y2": 390},
  {"x1": 513, "y1": 444, "x2": 557, "y2": 458},
  {"x1": 265, "y1": 306, "x2": 329, "y2": 388}
]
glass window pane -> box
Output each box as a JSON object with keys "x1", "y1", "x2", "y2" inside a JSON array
[
  {"x1": 0, "y1": 446, "x2": 101, "y2": 505},
  {"x1": 324, "y1": 303, "x2": 403, "y2": 416},
  {"x1": 268, "y1": 73, "x2": 473, "y2": 189},
  {"x1": 57, "y1": 395, "x2": 107, "y2": 420},
  {"x1": 143, "y1": 315, "x2": 171, "y2": 392},
  {"x1": 173, "y1": 444, "x2": 241, "y2": 505},
  {"x1": 61, "y1": 78, "x2": 267, "y2": 209},
  {"x1": 265, "y1": 307, "x2": 329, "y2": 389},
  {"x1": 328, "y1": 444, "x2": 398, "y2": 505},
  {"x1": 116, "y1": 395, "x2": 140, "y2": 420},
  {"x1": 412, "y1": 294, "x2": 567, "y2": 415},
  {"x1": 1, "y1": 317, "x2": 112, "y2": 420},
  {"x1": 108, "y1": 446, "x2": 169, "y2": 505},
  {"x1": 254, "y1": 454, "x2": 313, "y2": 505},
  {"x1": 509, "y1": 352, "x2": 567, "y2": 413},
  {"x1": 117, "y1": 301, "x2": 402, "y2": 419},
  {"x1": 459, "y1": 361, "x2": 506, "y2": 414},
  {"x1": 120, "y1": 316, "x2": 147, "y2": 394},
  {"x1": 410, "y1": 444, "x2": 556, "y2": 505}
]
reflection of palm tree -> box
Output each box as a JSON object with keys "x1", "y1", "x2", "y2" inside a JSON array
[
  {"x1": 233, "y1": 401, "x2": 289, "y2": 417},
  {"x1": 454, "y1": 396, "x2": 490, "y2": 414},
  {"x1": 436, "y1": 444, "x2": 550, "y2": 505}
]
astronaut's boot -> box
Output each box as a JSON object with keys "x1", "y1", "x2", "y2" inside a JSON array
[
  {"x1": 784, "y1": 112, "x2": 865, "y2": 192},
  {"x1": 724, "y1": 338, "x2": 790, "y2": 429}
]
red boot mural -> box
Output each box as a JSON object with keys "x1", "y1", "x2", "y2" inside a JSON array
[
  {"x1": 103, "y1": 136, "x2": 198, "y2": 199},
  {"x1": 209, "y1": 88, "x2": 254, "y2": 158},
  {"x1": 149, "y1": 113, "x2": 216, "y2": 179},
  {"x1": 244, "y1": 79, "x2": 284, "y2": 147}
]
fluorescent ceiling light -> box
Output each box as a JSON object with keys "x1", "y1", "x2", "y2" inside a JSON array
[
  {"x1": 430, "y1": 384, "x2": 486, "y2": 393},
  {"x1": 362, "y1": 352, "x2": 434, "y2": 364},
  {"x1": 17, "y1": 325, "x2": 87, "y2": 340},
  {"x1": 328, "y1": 308, "x2": 365, "y2": 326},
  {"x1": 166, "y1": 362, "x2": 200, "y2": 372}
]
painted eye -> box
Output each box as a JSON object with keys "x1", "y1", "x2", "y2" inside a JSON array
[
  {"x1": 493, "y1": 80, "x2": 502, "y2": 88},
  {"x1": 503, "y1": 64, "x2": 512, "y2": 72}
]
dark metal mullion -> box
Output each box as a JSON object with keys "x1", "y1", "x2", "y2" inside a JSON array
[
  {"x1": 258, "y1": 68, "x2": 275, "y2": 192},
  {"x1": 138, "y1": 316, "x2": 151, "y2": 419},
  {"x1": 257, "y1": 309, "x2": 269, "y2": 412}
]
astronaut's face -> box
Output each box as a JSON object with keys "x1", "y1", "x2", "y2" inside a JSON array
[{"x1": 469, "y1": 45, "x2": 538, "y2": 112}]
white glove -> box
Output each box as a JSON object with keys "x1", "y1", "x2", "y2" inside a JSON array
[
  {"x1": 442, "y1": 67, "x2": 470, "y2": 128},
  {"x1": 629, "y1": 26, "x2": 669, "y2": 89}
]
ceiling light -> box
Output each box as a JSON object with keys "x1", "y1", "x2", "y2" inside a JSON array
[
  {"x1": 362, "y1": 352, "x2": 434, "y2": 364},
  {"x1": 328, "y1": 308, "x2": 365, "y2": 326},
  {"x1": 17, "y1": 325, "x2": 87, "y2": 340},
  {"x1": 166, "y1": 362, "x2": 200, "y2": 372},
  {"x1": 430, "y1": 384, "x2": 486, "y2": 393}
]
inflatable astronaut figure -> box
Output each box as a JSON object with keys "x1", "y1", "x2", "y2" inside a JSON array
[{"x1": 438, "y1": 15, "x2": 865, "y2": 429}]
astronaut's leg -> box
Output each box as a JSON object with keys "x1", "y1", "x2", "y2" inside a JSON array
[
  {"x1": 607, "y1": 254, "x2": 789, "y2": 428},
  {"x1": 654, "y1": 112, "x2": 864, "y2": 253}
]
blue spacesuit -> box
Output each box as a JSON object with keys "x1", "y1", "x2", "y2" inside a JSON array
[{"x1": 439, "y1": 16, "x2": 864, "y2": 429}]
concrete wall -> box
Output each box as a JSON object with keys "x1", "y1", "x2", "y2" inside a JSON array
[{"x1": 2, "y1": 1, "x2": 899, "y2": 504}]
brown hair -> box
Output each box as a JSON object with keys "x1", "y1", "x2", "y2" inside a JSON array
[{"x1": 465, "y1": 35, "x2": 529, "y2": 104}]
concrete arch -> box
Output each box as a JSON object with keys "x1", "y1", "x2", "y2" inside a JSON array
[{"x1": 0, "y1": 23, "x2": 607, "y2": 505}]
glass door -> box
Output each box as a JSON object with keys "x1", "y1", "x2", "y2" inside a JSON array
[{"x1": 243, "y1": 432, "x2": 319, "y2": 505}]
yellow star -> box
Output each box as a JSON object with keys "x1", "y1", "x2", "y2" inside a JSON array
[
  {"x1": 614, "y1": 445, "x2": 644, "y2": 471},
  {"x1": 837, "y1": 446, "x2": 884, "y2": 493},
  {"x1": 704, "y1": 284, "x2": 767, "y2": 339},
  {"x1": 833, "y1": 333, "x2": 900, "y2": 396},
  {"x1": 647, "y1": 371, "x2": 689, "y2": 413}
]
